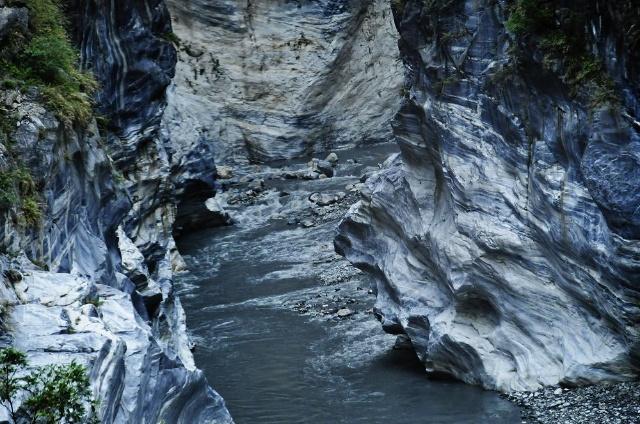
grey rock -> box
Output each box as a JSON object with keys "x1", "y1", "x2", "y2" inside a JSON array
[
  {"x1": 337, "y1": 0, "x2": 640, "y2": 393},
  {"x1": 309, "y1": 192, "x2": 344, "y2": 207},
  {"x1": 216, "y1": 166, "x2": 233, "y2": 179},
  {"x1": 248, "y1": 178, "x2": 265, "y2": 192},
  {"x1": 164, "y1": 0, "x2": 402, "y2": 163},
  {"x1": 309, "y1": 159, "x2": 335, "y2": 178},
  {"x1": 337, "y1": 308, "x2": 354, "y2": 318},
  {"x1": 325, "y1": 153, "x2": 339, "y2": 164}
]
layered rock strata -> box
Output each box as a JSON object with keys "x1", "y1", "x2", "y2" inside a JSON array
[
  {"x1": 0, "y1": 1, "x2": 232, "y2": 422},
  {"x1": 163, "y1": 0, "x2": 403, "y2": 164},
  {"x1": 337, "y1": 0, "x2": 640, "y2": 392}
]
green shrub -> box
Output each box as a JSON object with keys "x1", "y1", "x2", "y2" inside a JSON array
[
  {"x1": 2, "y1": 0, "x2": 98, "y2": 126},
  {"x1": 0, "y1": 347, "x2": 100, "y2": 423},
  {"x1": 83, "y1": 296, "x2": 104, "y2": 308},
  {"x1": 505, "y1": 0, "x2": 553, "y2": 35},
  {"x1": 21, "y1": 198, "x2": 42, "y2": 226},
  {"x1": 505, "y1": 0, "x2": 616, "y2": 106},
  {"x1": 0, "y1": 168, "x2": 42, "y2": 227},
  {"x1": 160, "y1": 31, "x2": 181, "y2": 47}
]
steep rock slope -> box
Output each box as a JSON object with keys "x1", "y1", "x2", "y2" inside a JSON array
[
  {"x1": 337, "y1": 0, "x2": 640, "y2": 392},
  {"x1": 162, "y1": 0, "x2": 403, "y2": 164},
  {"x1": 0, "y1": 1, "x2": 232, "y2": 422}
]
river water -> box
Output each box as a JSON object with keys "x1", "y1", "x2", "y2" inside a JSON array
[{"x1": 176, "y1": 143, "x2": 521, "y2": 424}]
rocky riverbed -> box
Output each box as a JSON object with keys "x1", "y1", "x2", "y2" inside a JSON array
[
  {"x1": 175, "y1": 143, "x2": 522, "y2": 424},
  {"x1": 507, "y1": 382, "x2": 640, "y2": 424},
  {"x1": 179, "y1": 139, "x2": 640, "y2": 423}
]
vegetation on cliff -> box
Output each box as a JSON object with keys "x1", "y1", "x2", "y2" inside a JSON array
[
  {"x1": 0, "y1": 347, "x2": 99, "y2": 423},
  {"x1": 1, "y1": 0, "x2": 97, "y2": 126},
  {"x1": 0, "y1": 0, "x2": 100, "y2": 226},
  {"x1": 505, "y1": 0, "x2": 618, "y2": 106}
]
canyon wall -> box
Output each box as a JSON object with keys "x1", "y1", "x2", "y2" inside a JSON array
[
  {"x1": 162, "y1": 0, "x2": 403, "y2": 165},
  {"x1": 0, "y1": 1, "x2": 232, "y2": 422},
  {"x1": 337, "y1": 0, "x2": 640, "y2": 392}
]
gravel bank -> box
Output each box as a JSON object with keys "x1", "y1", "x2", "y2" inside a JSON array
[{"x1": 506, "y1": 382, "x2": 640, "y2": 424}]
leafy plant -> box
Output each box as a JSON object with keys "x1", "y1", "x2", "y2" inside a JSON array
[
  {"x1": 83, "y1": 296, "x2": 104, "y2": 308},
  {"x1": 0, "y1": 348, "x2": 27, "y2": 423},
  {"x1": 0, "y1": 168, "x2": 42, "y2": 227},
  {"x1": 0, "y1": 347, "x2": 99, "y2": 423},
  {"x1": 160, "y1": 31, "x2": 181, "y2": 47},
  {"x1": 505, "y1": 0, "x2": 617, "y2": 106},
  {"x1": 2, "y1": 0, "x2": 98, "y2": 126},
  {"x1": 505, "y1": 0, "x2": 553, "y2": 35},
  {"x1": 21, "y1": 198, "x2": 42, "y2": 227}
]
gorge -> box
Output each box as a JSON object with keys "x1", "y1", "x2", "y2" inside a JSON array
[{"x1": 0, "y1": 0, "x2": 638, "y2": 423}]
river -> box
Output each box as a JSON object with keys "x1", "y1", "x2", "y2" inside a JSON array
[{"x1": 175, "y1": 143, "x2": 521, "y2": 424}]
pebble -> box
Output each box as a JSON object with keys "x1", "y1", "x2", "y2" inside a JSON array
[
  {"x1": 336, "y1": 308, "x2": 354, "y2": 318},
  {"x1": 215, "y1": 165, "x2": 233, "y2": 179},
  {"x1": 507, "y1": 382, "x2": 640, "y2": 424}
]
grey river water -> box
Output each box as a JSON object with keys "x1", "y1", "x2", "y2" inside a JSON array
[{"x1": 176, "y1": 143, "x2": 521, "y2": 424}]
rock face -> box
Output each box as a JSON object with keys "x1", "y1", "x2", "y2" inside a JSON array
[
  {"x1": 0, "y1": 1, "x2": 232, "y2": 423},
  {"x1": 337, "y1": 0, "x2": 640, "y2": 392},
  {"x1": 163, "y1": 0, "x2": 403, "y2": 164}
]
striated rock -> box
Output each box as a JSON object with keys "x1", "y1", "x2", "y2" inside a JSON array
[
  {"x1": 0, "y1": 1, "x2": 233, "y2": 422},
  {"x1": 337, "y1": 0, "x2": 640, "y2": 392},
  {"x1": 163, "y1": 0, "x2": 403, "y2": 163},
  {"x1": 71, "y1": 0, "x2": 177, "y2": 140},
  {"x1": 1, "y1": 263, "x2": 231, "y2": 424},
  {"x1": 0, "y1": 90, "x2": 232, "y2": 421}
]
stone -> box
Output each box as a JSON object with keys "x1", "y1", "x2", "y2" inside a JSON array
[
  {"x1": 309, "y1": 159, "x2": 334, "y2": 178},
  {"x1": 205, "y1": 196, "x2": 231, "y2": 222},
  {"x1": 393, "y1": 335, "x2": 414, "y2": 351},
  {"x1": 216, "y1": 165, "x2": 233, "y2": 179},
  {"x1": 309, "y1": 192, "x2": 343, "y2": 207},
  {"x1": 325, "y1": 152, "x2": 339, "y2": 164},
  {"x1": 248, "y1": 178, "x2": 265, "y2": 192},
  {"x1": 336, "y1": 308, "x2": 354, "y2": 318}
]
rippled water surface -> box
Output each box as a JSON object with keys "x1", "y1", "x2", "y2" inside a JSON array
[{"x1": 176, "y1": 144, "x2": 521, "y2": 424}]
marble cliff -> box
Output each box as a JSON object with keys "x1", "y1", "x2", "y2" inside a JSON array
[
  {"x1": 337, "y1": 0, "x2": 640, "y2": 392},
  {"x1": 0, "y1": 1, "x2": 231, "y2": 422},
  {"x1": 1, "y1": 0, "x2": 639, "y2": 422},
  {"x1": 163, "y1": 0, "x2": 403, "y2": 164},
  {"x1": 0, "y1": 0, "x2": 404, "y2": 422}
]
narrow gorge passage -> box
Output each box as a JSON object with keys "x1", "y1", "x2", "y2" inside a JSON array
[{"x1": 175, "y1": 144, "x2": 521, "y2": 423}]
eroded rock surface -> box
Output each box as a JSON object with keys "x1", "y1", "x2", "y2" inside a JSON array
[
  {"x1": 0, "y1": 1, "x2": 232, "y2": 422},
  {"x1": 337, "y1": 0, "x2": 640, "y2": 392},
  {"x1": 163, "y1": 0, "x2": 403, "y2": 164}
]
